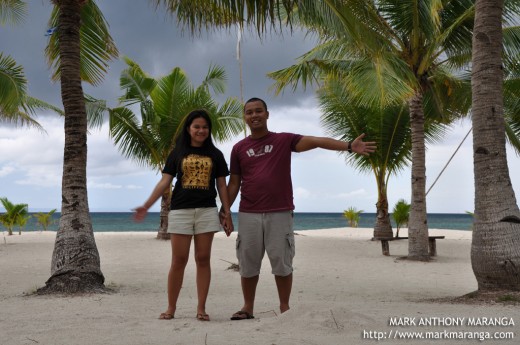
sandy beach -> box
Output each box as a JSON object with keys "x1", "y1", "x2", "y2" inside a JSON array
[{"x1": 1, "y1": 228, "x2": 518, "y2": 345}]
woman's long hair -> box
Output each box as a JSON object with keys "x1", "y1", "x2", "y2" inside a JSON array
[{"x1": 172, "y1": 109, "x2": 218, "y2": 169}]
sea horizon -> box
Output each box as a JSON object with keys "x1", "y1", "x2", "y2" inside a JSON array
[{"x1": 5, "y1": 211, "x2": 474, "y2": 233}]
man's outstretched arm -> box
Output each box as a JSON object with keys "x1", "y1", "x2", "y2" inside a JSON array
[{"x1": 295, "y1": 133, "x2": 376, "y2": 155}]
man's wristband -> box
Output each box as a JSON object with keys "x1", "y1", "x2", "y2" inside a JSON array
[{"x1": 347, "y1": 141, "x2": 352, "y2": 153}]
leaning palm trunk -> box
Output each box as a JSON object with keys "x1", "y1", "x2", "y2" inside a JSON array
[
  {"x1": 407, "y1": 92, "x2": 430, "y2": 260},
  {"x1": 38, "y1": 0, "x2": 104, "y2": 294},
  {"x1": 471, "y1": 0, "x2": 520, "y2": 290},
  {"x1": 157, "y1": 189, "x2": 171, "y2": 240}
]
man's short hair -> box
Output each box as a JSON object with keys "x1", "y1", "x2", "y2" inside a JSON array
[{"x1": 244, "y1": 97, "x2": 267, "y2": 112}]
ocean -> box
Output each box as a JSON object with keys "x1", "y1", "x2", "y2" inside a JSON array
[{"x1": 10, "y1": 212, "x2": 473, "y2": 233}]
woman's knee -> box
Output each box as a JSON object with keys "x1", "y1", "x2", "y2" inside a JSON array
[
  {"x1": 172, "y1": 254, "x2": 189, "y2": 269},
  {"x1": 194, "y1": 252, "x2": 211, "y2": 267}
]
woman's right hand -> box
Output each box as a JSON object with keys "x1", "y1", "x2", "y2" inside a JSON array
[{"x1": 133, "y1": 206, "x2": 148, "y2": 222}]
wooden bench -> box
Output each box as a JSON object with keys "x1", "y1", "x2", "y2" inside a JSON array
[{"x1": 373, "y1": 236, "x2": 445, "y2": 256}]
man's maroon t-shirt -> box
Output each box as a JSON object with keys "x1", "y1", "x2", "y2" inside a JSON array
[{"x1": 230, "y1": 132, "x2": 303, "y2": 213}]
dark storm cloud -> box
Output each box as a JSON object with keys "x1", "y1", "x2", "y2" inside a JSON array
[{"x1": 1, "y1": 0, "x2": 317, "y2": 115}]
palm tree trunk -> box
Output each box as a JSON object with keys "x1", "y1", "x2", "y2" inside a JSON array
[
  {"x1": 38, "y1": 0, "x2": 104, "y2": 294},
  {"x1": 407, "y1": 91, "x2": 430, "y2": 260},
  {"x1": 373, "y1": 178, "x2": 393, "y2": 238},
  {"x1": 471, "y1": 0, "x2": 520, "y2": 290},
  {"x1": 156, "y1": 189, "x2": 171, "y2": 240}
]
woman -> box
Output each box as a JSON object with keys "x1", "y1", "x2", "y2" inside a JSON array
[{"x1": 134, "y1": 109, "x2": 234, "y2": 321}]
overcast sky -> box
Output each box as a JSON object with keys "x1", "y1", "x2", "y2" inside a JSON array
[{"x1": 1, "y1": 0, "x2": 519, "y2": 214}]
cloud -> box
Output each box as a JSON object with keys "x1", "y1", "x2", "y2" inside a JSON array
[
  {"x1": 125, "y1": 185, "x2": 143, "y2": 190},
  {"x1": 0, "y1": 165, "x2": 15, "y2": 177},
  {"x1": 336, "y1": 189, "x2": 368, "y2": 199},
  {"x1": 294, "y1": 187, "x2": 312, "y2": 199},
  {"x1": 88, "y1": 182, "x2": 123, "y2": 190}
]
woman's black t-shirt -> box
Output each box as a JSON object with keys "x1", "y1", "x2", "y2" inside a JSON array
[{"x1": 162, "y1": 146, "x2": 229, "y2": 210}]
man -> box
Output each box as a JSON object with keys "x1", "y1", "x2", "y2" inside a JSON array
[{"x1": 226, "y1": 97, "x2": 376, "y2": 320}]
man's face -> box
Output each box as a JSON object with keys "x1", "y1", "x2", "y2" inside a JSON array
[{"x1": 244, "y1": 101, "x2": 269, "y2": 130}]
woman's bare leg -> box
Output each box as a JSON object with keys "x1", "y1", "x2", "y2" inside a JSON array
[
  {"x1": 193, "y1": 232, "x2": 215, "y2": 319},
  {"x1": 160, "y1": 234, "x2": 192, "y2": 319}
]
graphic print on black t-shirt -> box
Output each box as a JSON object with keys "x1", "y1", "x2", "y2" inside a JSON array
[{"x1": 181, "y1": 154, "x2": 212, "y2": 190}]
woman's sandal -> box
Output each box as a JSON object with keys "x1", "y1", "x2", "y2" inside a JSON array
[
  {"x1": 159, "y1": 312, "x2": 174, "y2": 320},
  {"x1": 197, "y1": 313, "x2": 210, "y2": 321}
]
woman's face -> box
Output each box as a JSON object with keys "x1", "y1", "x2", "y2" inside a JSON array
[{"x1": 188, "y1": 117, "x2": 210, "y2": 147}]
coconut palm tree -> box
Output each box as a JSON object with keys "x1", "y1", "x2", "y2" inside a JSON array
[
  {"x1": 108, "y1": 58, "x2": 244, "y2": 239},
  {"x1": 471, "y1": 0, "x2": 520, "y2": 290},
  {"x1": 37, "y1": 0, "x2": 118, "y2": 294},
  {"x1": 266, "y1": 1, "x2": 482, "y2": 261},
  {"x1": 319, "y1": 80, "x2": 411, "y2": 237},
  {"x1": 318, "y1": 76, "x2": 451, "y2": 237},
  {"x1": 0, "y1": 197, "x2": 28, "y2": 236}
]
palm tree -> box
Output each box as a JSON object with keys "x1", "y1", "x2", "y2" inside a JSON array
[
  {"x1": 320, "y1": 79, "x2": 412, "y2": 237},
  {"x1": 392, "y1": 199, "x2": 410, "y2": 238},
  {"x1": 319, "y1": 80, "x2": 411, "y2": 237},
  {"x1": 0, "y1": 197, "x2": 28, "y2": 236},
  {"x1": 470, "y1": 0, "x2": 520, "y2": 291},
  {"x1": 319, "y1": 76, "x2": 450, "y2": 238},
  {"x1": 108, "y1": 58, "x2": 244, "y2": 239},
  {"x1": 38, "y1": 0, "x2": 118, "y2": 294},
  {"x1": 267, "y1": 1, "x2": 481, "y2": 261},
  {"x1": 343, "y1": 206, "x2": 363, "y2": 228},
  {"x1": 34, "y1": 209, "x2": 57, "y2": 231},
  {"x1": 16, "y1": 211, "x2": 30, "y2": 235}
]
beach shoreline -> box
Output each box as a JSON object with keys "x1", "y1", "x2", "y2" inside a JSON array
[{"x1": 1, "y1": 228, "x2": 517, "y2": 345}]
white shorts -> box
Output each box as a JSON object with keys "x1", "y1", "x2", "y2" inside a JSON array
[{"x1": 167, "y1": 207, "x2": 221, "y2": 235}]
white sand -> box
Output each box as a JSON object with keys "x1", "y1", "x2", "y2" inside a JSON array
[{"x1": 1, "y1": 228, "x2": 518, "y2": 345}]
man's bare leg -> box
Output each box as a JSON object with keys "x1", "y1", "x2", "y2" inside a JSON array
[
  {"x1": 241, "y1": 275, "x2": 259, "y2": 314},
  {"x1": 231, "y1": 275, "x2": 259, "y2": 319},
  {"x1": 275, "y1": 273, "x2": 292, "y2": 313}
]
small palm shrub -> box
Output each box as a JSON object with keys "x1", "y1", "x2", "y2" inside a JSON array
[
  {"x1": 343, "y1": 207, "x2": 363, "y2": 228},
  {"x1": 392, "y1": 199, "x2": 410, "y2": 238}
]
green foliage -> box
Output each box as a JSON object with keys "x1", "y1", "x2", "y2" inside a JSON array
[
  {"x1": 34, "y1": 209, "x2": 57, "y2": 231},
  {"x1": 45, "y1": 0, "x2": 119, "y2": 86},
  {"x1": 392, "y1": 199, "x2": 410, "y2": 236},
  {"x1": 0, "y1": 197, "x2": 29, "y2": 235},
  {"x1": 108, "y1": 58, "x2": 244, "y2": 172},
  {"x1": 0, "y1": 0, "x2": 27, "y2": 26},
  {"x1": 343, "y1": 206, "x2": 363, "y2": 228}
]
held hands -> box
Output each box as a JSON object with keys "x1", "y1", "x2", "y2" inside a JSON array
[
  {"x1": 350, "y1": 133, "x2": 377, "y2": 156},
  {"x1": 219, "y1": 209, "x2": 234, "y2": 237}
]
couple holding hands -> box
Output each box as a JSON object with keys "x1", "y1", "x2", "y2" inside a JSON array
[{"x1": 134, "y1": 97, "x2": 376, "y2": 322}]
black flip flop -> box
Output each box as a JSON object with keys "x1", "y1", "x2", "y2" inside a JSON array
[{"x1": 230, "y1": 310, "x2": 255, "y2": 320}]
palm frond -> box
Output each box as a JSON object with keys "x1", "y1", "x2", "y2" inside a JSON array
[
  {"x1": 0, "y1": 52, "x2": 26, "y2": 115},
  {"x1": 85, "y1": 94, "x2": 107, "y2": 130},
  {"x1": 212, "y1": 97, "x2": 245, "y2": 142},
  {"x1": 119, "y1": 57, "x2": 157, "y2": 105},
  {"x1": 505, "y1": 122, "x2": 520, "y2": 156},
  {"x1": 45, "y1": 0, "x2": 119, "y2": 86},
  {"x1": 503, "y1": 26, "x2": 520, "y2": 78},
  {"x1": 200, "y1": 64, "x2": 227, "y2": 95},
  {"x1": 109, "y1": 106, "x2": 163, "y2": 169},
  {"x1": 155, "y1": 0, "x2": 297, "y2": 33},
  {"x1": 0, "y1": 0, "x2": 26, "y2": 26},
  {"x1": 318, "y1": 77, "x2": 412, "y2": 176}
]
